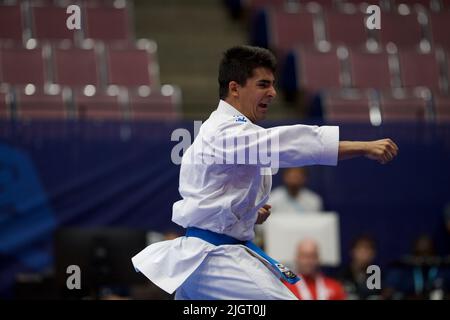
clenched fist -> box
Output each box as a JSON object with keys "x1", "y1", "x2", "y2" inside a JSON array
[
  {"x1": 338, "y1": 139, "x2": 399, "y2": 164},
  {"x1": 364, "y1": 139, "x2": 399, "y2": 164},
  {"x1": 256, "y1": 204, "x2": 271, "y2": 224}
]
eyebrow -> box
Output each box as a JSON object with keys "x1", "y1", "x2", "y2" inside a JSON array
[{"x1": 256, "y1": 79, "x2": 275, "y2": 85}]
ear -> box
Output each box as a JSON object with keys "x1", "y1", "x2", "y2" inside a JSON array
[{"x1": 228, "y1": 81, "x2": 240, "y2": 98}]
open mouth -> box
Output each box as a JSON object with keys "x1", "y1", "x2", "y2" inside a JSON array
[{"x1": 258, "y1": 102, "x2": 268, "y2": 110}]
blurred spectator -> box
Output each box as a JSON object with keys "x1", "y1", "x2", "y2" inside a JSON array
[
  {"x1": 285, "y1": 239, "x2": 347, "y2": 300},
  {"x1": 270, "y1": 167, "x2": 323, "y2": 214},
  {"x1": 383, "y1": 234, "x2": 450, "y2": 300},
  {"x1": 339, "y1": 235, "x2": 381, "y2": 299},
  {"x1": 256, "y1": 167, "x2": 323, "y2": 247}
]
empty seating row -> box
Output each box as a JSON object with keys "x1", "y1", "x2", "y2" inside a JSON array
[
  {"x1": 253, "y1": 7, "x2": 450, "y2": 54},
  {"x1": 0, "y1": 1, "x2": 182, "y2": 122},
  {"x1": 244, "y1": 0, "x2": 450, "y2": 13},
  {"x1": 282, "y1": 46, "x2": 449, "y2": 95},
  {"x1": 0, "y1": 1, "x2": 134, "y2": 45},
  {"x1": 0, "y1": 42, "x2": 159, "y2": 89},
  {"x1": 0, "y1": 84, "x2": 181, "y2": 121},
  {"x1": 319, "y1": 88, "x2": 450, "y2": 124}
]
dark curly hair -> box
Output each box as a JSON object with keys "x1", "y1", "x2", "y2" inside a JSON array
[{"x1": 218, "y1": 45, "x2": 277, "y2": 100}]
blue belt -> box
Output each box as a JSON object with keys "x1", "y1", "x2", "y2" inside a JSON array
[{"x1": 185, "y1": 227, "x2": 300, "y2": 284}]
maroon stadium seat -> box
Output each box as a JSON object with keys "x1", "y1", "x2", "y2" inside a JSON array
[
  {"x1": 305, "y1": 0, "x2": 336, "y2": 8},
  {"x1": 128, "y1": 88, "x2": 180, "y2": 120},
  {"x1": 322, "y1": 90, "x2": 372, "y2": 123},
  {"x1": 106, "y1": 47, "x2": 157, "y2": 87},
  {"x1": 85, "y1": 7, "x2": 132, "y2": 42},
  {"x1": 0, "y1": 91, "x2": 9, "y2": 119},
  {"x1": 376, "y1": 13, "x2": 423, "y2": 47},
  {"x1": 340, "y1": 0, "x2": 393, "y2": 12},
  {"x1": 0, "y1": 47, "x2": 46, "y2": 85},
  {"x1": 380, "y1": 91, "x2": 429, "y2": 122},
  {"x1": 441, "y1": 0, "x2": 450, "y2": 9},
  {"x1": 74, "y1": 90, "x2": 124, "y2": 120},
  {"x1": 342, "y1": 0, "x2": 382, "y2": 4},
  {"x1": 394, "y1": 0, "x2": 434, "y2": 9},
  {"x1": 268, "y1": 10, "x2": 316, "y2": 55},
  {"x1": 349, "y1": 49, "x2": 392, "y2": 89},
  {"x1": 32, "y1": 6, "x2": 79, "y2": 42},
  {"x1": 249, "y1": 0, "x2": 336, "y2": 9},
  {"x1": 324, "y1": 11, "x2": 368, "y2": 46},
  {"x1": 398, "y1": 50, "x2": 441, "y2": 91},
  {"x1": 430, "y1": 12, "x2": 450, "y2": 49},
  {"x1": 0, "y1": 4, "x2": 23, "y2": 41},
  {"x1": 53, "y1": 47, "x2": 100, "y2": 87},
  {"x1": 15, "y1": 86, "x2": 68, "y2": 120},
  {"x1": 248, "y1": 0, "x2": 291, "y2": 12},
  {"x1": 447, "y1": 51, "x2": 450, "y2": 93},
  {"x1": 434, "y1": 95, "x2": 450, "y2": 123},
  {"x1": 81, "y1": 0, "x2": 130, "y2": 7},
  {"x1": 299, "y1": 0, "x2": 338, "y2": 6},
  {"x1": 296, "y1": 47, "x2": 343, "y2": 92}
]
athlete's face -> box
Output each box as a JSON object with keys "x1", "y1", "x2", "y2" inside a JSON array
[{"x1": 229, "y1": 67, "x2": 277, "y2": 123}]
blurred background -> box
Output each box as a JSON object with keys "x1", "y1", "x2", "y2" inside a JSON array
[{"x1": 0, "y1": 0, "x2": 449, "y2": 300}]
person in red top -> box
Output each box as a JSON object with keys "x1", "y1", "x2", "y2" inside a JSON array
[{"x1": 285, "y1": 239, "x2": 347, "y2": 300}]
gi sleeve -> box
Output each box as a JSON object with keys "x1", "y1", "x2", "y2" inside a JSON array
[{"x1": 203, "y1": 121, "x2": 339, "y2": 168}]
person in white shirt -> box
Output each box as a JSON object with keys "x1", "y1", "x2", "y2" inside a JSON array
[
  {"x1": 131, "y1": 45, "x2": 399, "y2": 300},
  {"x1": 270, "y1": 167, "x2": 323, "y2": 214}
]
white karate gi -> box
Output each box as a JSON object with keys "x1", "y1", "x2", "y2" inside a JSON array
[{"x1": 132, "y1": 100, "x2": 340, "y2": 300}]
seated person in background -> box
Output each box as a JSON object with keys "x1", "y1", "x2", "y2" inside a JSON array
[
  {"x1": 255, "y1": 167, "x2": 323, "y2": 247},
  {"x1": 270, "y1": 167, "x2": 323, "y2": 214},
  {"x1": 339, "y1": 235, "x2": 381, "y2": 299},
  {"x1": 285, "y1": 239, "x2": 347, "y2": 300},
  {"x1": 383, "y1": 234, "x2": 449, "y2": 300}
]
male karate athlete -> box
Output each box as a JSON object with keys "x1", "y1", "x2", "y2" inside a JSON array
[{"x1": 132, "y1": 45, "x2": 398, "y2": 300}]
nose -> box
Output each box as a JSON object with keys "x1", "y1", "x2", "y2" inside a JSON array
[{"x1": 268, "y1": 86, "x2": 277, "y2": 98}]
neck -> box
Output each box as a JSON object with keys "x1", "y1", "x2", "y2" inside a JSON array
[
  {"x1": 287, "y1": 188, "x2": 300, "y2": 197},
  {"x1": 224, "y1": 98, "x2": 253, "y2": 122},
  {"x1": 224, "y1": 97, "x2": 240, "y2": 110}
]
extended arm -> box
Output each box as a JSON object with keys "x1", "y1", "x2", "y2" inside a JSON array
[{"x1": 338, "y1": 139, "x2": 399, "y2": 164}]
